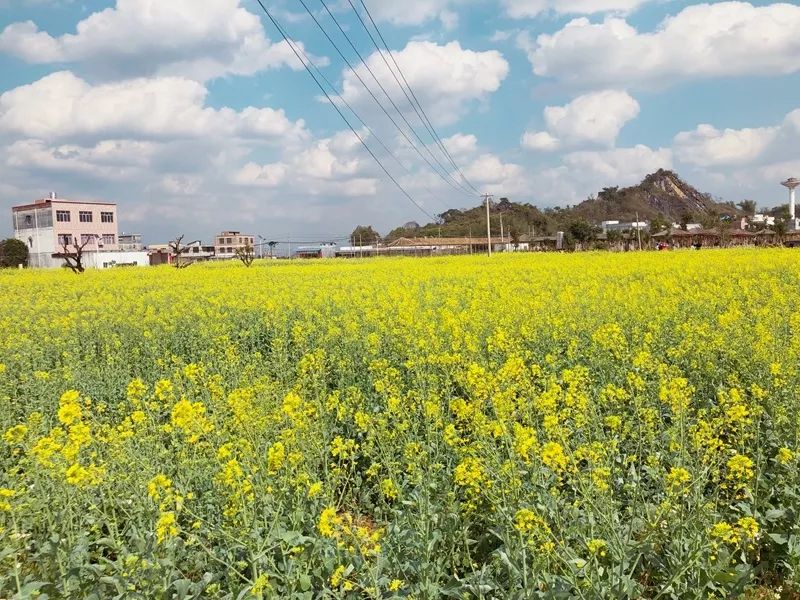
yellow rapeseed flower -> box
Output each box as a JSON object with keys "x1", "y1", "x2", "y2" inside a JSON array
[
  {"x1": 3, "y1": 424, "x2": 28, "y2": 445},
  {"x1": 156, "y1": 511, "x2": 178, "y2": 543},
  {"x1": 777, "y1": 447, "x2": 794, "y2": 465},
  {"x1": 541, "y1": 442, "x2": 568, "y2": 473},
  {"x1": 319, "y1": 506, "x2": 341, "y2": 538}
]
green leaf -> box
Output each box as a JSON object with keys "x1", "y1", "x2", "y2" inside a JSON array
[
  {"x1": 768, "y1": 533, "x2": 788, "y2": 545},
  {"x1": 299, "y1": 574, "x2": 312, "y2": 591}
]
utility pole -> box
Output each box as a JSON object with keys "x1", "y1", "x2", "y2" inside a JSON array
[
  {"x1": 636, "y1": 212, "x2": 643, "y2": 251},
  {"x1": 469, "y1": 226, "x2": 473, "y2": 255},
  {"x1": 500, "y1": 214, "x2": 505, "y2": 252},
  {"x1": 484, "y1": 193, "x2": 493, "y2": 257}
]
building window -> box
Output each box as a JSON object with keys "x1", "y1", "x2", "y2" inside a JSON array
[
  {"x1": 101, "y1": 211, "x2": 114, "y2": 223},
  {"x1": 25, "y1": 215, "x2": 33, "y2": 226},
  {"x1": 102, "y1": 234, "x2": 115, "y2": 245},
  {"x1": 79, "y1": 211, "x2": 93, "y2": 223},
  {"x1": 56, "y1": 210, "x2": 71, "y2": 222},
  {"x1": 80, "y1": 234, "x2": 95, "y2": 245},
  {"x1": 58, "y1": 234, "x2": 74, "y2": 246},
  {"x1": 226, "y1": 238, "x2": 232, "y2": 244}
]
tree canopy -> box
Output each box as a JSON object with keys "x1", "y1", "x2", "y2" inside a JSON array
[
  {"x1": 0, "y1": 238, "x2": 29, "y2": 268},
  {"x1": 350, "y1": 226, "x2": 380, "y2": 246}
]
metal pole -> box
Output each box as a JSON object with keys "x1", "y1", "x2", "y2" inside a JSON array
[
  {"x1": 500, "y1": 214, "x2": 505, "y2": 252},
  {"x1": 636, "y1": 212, "x2": 643, "y2": 251},
  {"x1": 33, "y1": 206, "x2": 39, "y2": 268},
  {"x1": 485, "y1": 194, "x2": 492, "y2": 257}
]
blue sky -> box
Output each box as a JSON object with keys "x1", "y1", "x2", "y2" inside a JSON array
[{"x1": 1, "y1": 0, "x2": 799, "y2": 243}]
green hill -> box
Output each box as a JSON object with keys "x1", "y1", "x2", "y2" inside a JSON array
[{"x1": 384, "y1": 170, "x2": 741, "y2": 240}]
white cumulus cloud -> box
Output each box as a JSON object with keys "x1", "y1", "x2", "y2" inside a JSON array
[
  {"x1": 0, "y1": 71, "x2": 309, "y2": 143},
  {"x1": 673, "y1": 124, "x2": 780, "y2": 168},
  {"x1": 526, "y1": 2, "x2": 800, "y2": 89},
  {"x1": 563, "y1": 145, "x2": 673, "y2": 183},
  {"x1": 522, "y1": 89, "x2": 639, "y2": 151},
  {"x1": 358, "y1": 0, "x2": 464, "y2": 27},
  {"x1": 442, "y1": 133, "x2": 478, "y2": 157},
  {"x1": 503, "y1": 0, "x2": 652, "y2": 19},
  {"x1": 338, "y1": 41, "x2": 509, "y2": 127},
  {"x1": 233, "y1": 130, "x2": 380, "y2": 197},
  {"x1": 671, "y1": 108, "x2": 800, "y2": 193},
  {"x1": 522, "y1": 131, "x2": 560, "y2": 151},
  {"x1": 0, "y1": 0, "x2": 320, "y2": 81}
]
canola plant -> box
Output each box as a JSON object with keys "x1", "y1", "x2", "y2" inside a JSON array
[{"x1": 1, "y1": 250, "x2": 799, "y2": 598}]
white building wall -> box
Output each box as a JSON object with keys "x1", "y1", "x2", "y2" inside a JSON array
[
  {"x1": 13, "y1": 227, "x2": 59, "y2": 268},
  {"x1": 84, "y1": 251, "x2": 150, "y2": 269}
]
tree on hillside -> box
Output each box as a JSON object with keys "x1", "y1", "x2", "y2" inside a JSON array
[
  {"x1": 0, "y1": 238, "x2": 29, "y2": 268},
  {"x1": 497, "y1": 197, "x2": 513, "y2": 212},
  {"x1": 438, "y1": 209, "x2": 464, "y2": 224},
  {"x1": 350, "y1": 225, "x2": 380, "y2": 246},
  {"x1": 598, "y1": 187, "x2": 620, "y2": 201},
  {"x1": 738, "y1": 200, "x2": 757, "y2": 216},
  {"x1": 700, "y1": 211, "x2": 722, "y2": 229}
]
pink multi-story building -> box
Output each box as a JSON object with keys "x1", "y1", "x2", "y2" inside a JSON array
[
  {"x1": 214, "y1": 231, "x2": 255, "y2": 258},
  {"x1": 12, "y1": 194, "x2": 119, "y2": 267}
]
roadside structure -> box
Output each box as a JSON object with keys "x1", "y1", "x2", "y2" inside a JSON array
[{"x1": 388, "y1": 236, "x2": 511, "y2": 255}]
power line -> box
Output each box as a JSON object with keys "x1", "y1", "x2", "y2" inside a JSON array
[
  {"x1": 263, "y1": 12, "x2": 449, "y2": 212},
  {"x1": 348, "y1": 0, "x2": 480, "y2": 194},
  {"x1": 253, "y1": 1, "x2": 437, "y2": 221},
  {"x1": 260, "y1": 5, "x2": 450, "y2": 214},
  {"x1": 294, "y1": 0, "x2": 475, "y2": 200},
  {"x1": 310, "y1": 0, "x2": 476, "y2": 198},
  {"x1": 351, "y1": 0, "x2": 482, "y2": 195}
]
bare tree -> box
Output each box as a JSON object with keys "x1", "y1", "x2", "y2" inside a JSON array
[
  {"x1": 59, "y1": 239, "x2": 91, "y2": 274},
  {"x1": 235, "y1": 241, "x2": 256, "y2": 267},
  {"x1": 169, "y1": 235, "x2": 199, "y2": 269}
]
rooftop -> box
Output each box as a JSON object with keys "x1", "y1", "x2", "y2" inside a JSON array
[
  {"x1": 389, "y1": 236, "x2": 511, "y2": 247},
  {"x1": 13, "y1": 198, "x2": 116, "y2": 211},
  {"x1": 782, "y1": 178, "x2": 800, "y2": 188}
]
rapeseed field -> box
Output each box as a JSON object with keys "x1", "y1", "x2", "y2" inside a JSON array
[{"x1": 1, "y1": 249, "x2": 799, "y2": 598}]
